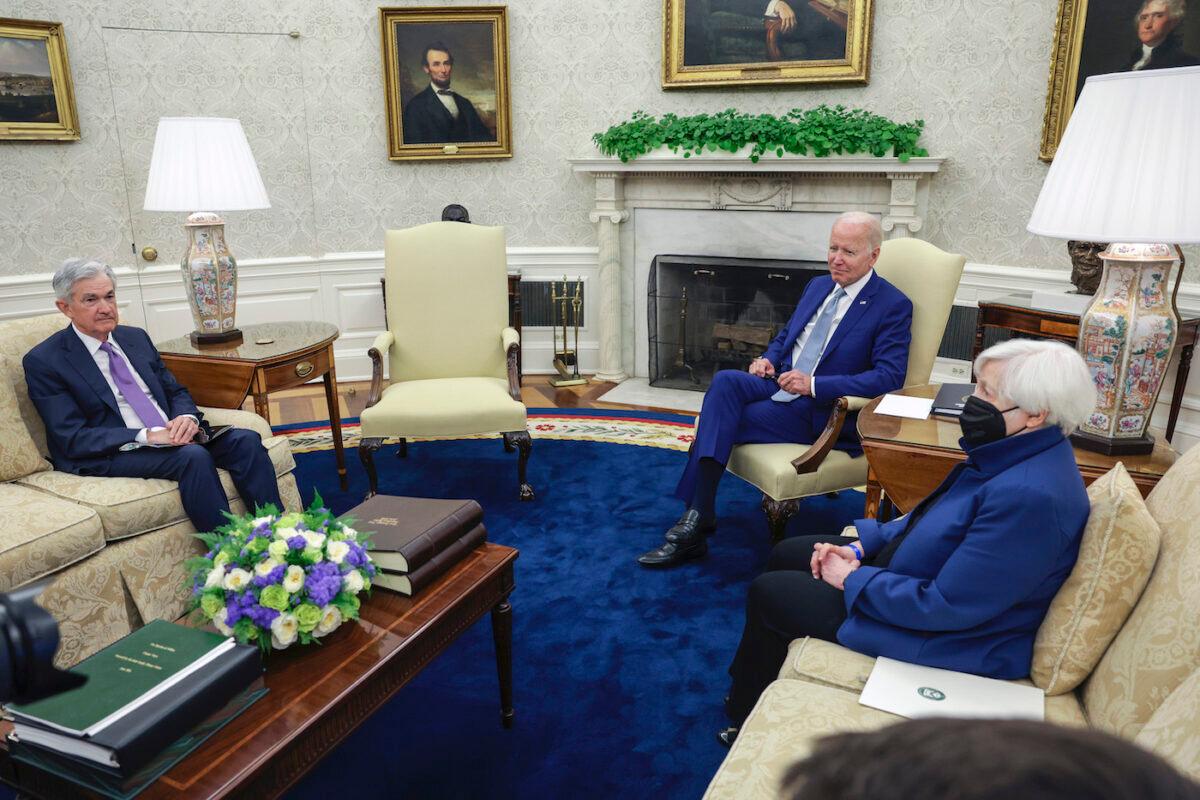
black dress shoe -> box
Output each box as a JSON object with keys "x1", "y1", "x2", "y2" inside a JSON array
[
  {"x1": 636, "y1": 510, "x2": 715, "y2": 568},
  {"x1": 717, "y1": 727, "x2": 739, "y2": 748}
]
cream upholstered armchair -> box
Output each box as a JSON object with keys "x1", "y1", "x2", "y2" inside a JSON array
[
  {"x1": 725, "y1": 238, "x2": 965, "y2": 539},
  {"x1": 358, "y1": 221, "x2": 533, "y2": 500}
]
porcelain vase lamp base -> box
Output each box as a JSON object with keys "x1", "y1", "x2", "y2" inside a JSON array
[
  {"x1": 182, "y1": 211, "x2": 242, "y2": 347},
  {"x1": 1071, "y1": 242, "x2": 1182, "y2": 456}
]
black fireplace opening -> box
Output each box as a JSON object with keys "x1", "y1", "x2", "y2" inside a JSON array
[{"x1": 648, "y1": 254, "x2": 827, "y2": 391}]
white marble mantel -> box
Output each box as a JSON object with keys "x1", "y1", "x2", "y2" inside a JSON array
[{"x1": 570, "y1": 153, "x2": 945, "y2": 383}]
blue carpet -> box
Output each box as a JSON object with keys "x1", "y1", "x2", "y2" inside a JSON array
[{"x1": 279, "y1": 431, "x2": 865, "y2": 800}]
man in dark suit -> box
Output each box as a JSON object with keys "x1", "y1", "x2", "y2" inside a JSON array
[
  {"x1": 402, "y1": 42, "x2": 494, "y2": 144},
  {"x1": 638, "y1": 213, "x2": 913, "y2": 567},
  {"x1": 23, "y1": 258, "x2": 283, "y2": 533},
  {"x1": 1128, "y1": 0, "x2": 1200, "y2": 70}
]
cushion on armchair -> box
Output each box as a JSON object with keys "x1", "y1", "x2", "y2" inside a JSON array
[
  {"x1": 1031, "y1": 463, "x2": 1161, "y2": 695},
  {"x1": 359, "y1": 376, "x2": 526, "y2": 439},
  {"x1": 0, "y1": 356, "x2": 50, "y2": 482}
]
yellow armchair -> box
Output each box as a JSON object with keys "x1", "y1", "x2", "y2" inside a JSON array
[
  {"x1": 358, "y1": 222, "x2": 533, "y2": 500},
  {"x1": 725, "y1": 237, "x2": 965, "y2": 538}
]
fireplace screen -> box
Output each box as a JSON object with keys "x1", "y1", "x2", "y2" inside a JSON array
[{"x1": 648, "y1": 254, "x2": 826, "y2": 391}]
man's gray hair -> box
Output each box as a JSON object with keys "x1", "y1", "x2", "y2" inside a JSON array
[
  {"x1": 52, "y1": 258, "x2": 117, "y2": 302},
  {"x1": 973, "y1": 339, "x2": 1096, "y2": 436},
  {"x1": 1138, "y1": 0, "x2": 1186, "y2": 21},
  {"x1": 834, "y1": 211, "x2": 883, "y2": 250}
]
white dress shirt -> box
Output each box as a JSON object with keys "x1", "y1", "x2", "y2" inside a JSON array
[
  {"x1": 785, "y1": 269, "x2": 874, "y2": 399},
  {"x1": 72, "y1": 326, "x2": 172, "y2": 444},
  {"x1": 432, "y1": 83, "x2": 460, "y2": 119}
]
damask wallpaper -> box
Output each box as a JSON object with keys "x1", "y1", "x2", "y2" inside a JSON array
[{"x1": 0, "y1": 0, "x2": 1193, "y2": 279}]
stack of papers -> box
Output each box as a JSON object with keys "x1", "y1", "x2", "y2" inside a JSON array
[{"x1": 873, "y1": 394, "x2": 933, "y2": 420}]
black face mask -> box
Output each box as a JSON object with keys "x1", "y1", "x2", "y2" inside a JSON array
[{"x1": 958, "y1": 396, "x2": 1019, "y2": 447}]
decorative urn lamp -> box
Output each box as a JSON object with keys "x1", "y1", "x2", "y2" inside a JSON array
[
  {"x1": 1028, "y1": 66, "x2": 1200, "y2": 455},
  {"x1": 143, "y1": 117, "x2": 271, "y2": 345}
]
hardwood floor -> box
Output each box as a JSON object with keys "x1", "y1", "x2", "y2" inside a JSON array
[{"x1": 255, "y1": 375, "x2": 678, "y2": 427}]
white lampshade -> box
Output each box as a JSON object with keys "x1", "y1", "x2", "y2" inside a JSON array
[
  {"x1": 142, "y1": 117, "x2": 270, "y2": 212},
  {"x1": 1027, "y1": 66, "x2": 1200, "y2": 244}
]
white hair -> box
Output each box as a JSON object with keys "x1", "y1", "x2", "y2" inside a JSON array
[
  {"x1": 52, "y1": 258, "x2": 117, "y2": 302},
  {"x1": 834, "y1": 211, "x2": 883, "y2": 250},
  {"x1": 1137, "y1": 0, "x2": 1186, "y2": 21},
  {"x1": 973, "y1": 339, "x2": 1096, "y2": 436}
]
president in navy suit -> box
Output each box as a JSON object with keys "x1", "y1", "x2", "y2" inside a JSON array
[
  {"x1": 638, "y1": 212, "x2": 913, "y2": 567},
  {"x1": 402, "y1": 42, "x2": 494, "y2": 144},
  {"x1": 22, "y1": 258, "x2": 283, "y2": 533}
]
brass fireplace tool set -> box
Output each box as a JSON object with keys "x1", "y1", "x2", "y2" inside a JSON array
[{"x1": 550, "y1": 276, "x2": 587, "y2": 387}]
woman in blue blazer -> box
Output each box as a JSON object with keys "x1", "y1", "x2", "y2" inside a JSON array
[{"x1": 720, "y1": 339, "x2": 1097, "y2": 744}]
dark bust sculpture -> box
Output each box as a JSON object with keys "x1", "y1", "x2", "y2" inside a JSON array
[{"x1": 1067, "y1": 240, "x2": 1108, "y2": 295}]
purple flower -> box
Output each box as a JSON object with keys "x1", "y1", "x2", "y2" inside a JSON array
[
  {"x1": 243, "y1": 602, "x2": 280, "y2": 628},
  {"x1": 287, "y1": 535, "x2": 306, "y2": 550},
  {"x1": 251, "y1": 519, "x2": 272, "y2": 538},
  {"x1": 305, "y1": 561, "x2": 343, "y2": 607},
  {"x1": 345, "y1": 543, "x2": 368, "y2": 568},
  {"x1": 252, "y1": 564, "x2": 286, "y2": 587}
]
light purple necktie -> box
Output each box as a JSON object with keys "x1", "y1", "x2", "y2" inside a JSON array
[{"x1": 98, "y1": 341, "x2": 168, "y2": 429}]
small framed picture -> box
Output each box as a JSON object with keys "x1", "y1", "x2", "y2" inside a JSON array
[
  {"x1": 0, "y1": 17, "x2": 80, "y2": 141},
  {"x1": 379, "y1": 5, "x2": 512, "y2": 161},
  {"x1": 662, "y1": 0, "x2": 874, "y2": 88}
]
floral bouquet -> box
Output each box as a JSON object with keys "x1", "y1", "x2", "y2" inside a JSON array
[{"x1": 185, "y1": 493, "x2": 375, "y2": 652}]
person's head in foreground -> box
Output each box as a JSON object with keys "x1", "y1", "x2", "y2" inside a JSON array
[{"x1": 781, "y1": 717, "x2": 1200, "y2": 800}]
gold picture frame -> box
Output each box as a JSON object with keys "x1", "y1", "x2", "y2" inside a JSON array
[
  {"x1": 662, "y1": 0, "x2": 873, "y2": 88},
  {"x1": 1039, "y1": 0, "x2": 1200, "y2": 161},
  {"x1": 380, "y1": 5, "x2": 511, "y2": 161},
  {"x1": 0, "y1": 18, "x2": 80, "y2": 141}
]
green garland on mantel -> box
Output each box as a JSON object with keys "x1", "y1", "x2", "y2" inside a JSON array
[{"x1": 592, "y1": 105, "x2": 928, "y2": 164}]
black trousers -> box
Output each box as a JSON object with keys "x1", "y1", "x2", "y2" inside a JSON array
[{"x1": 725, "y1": 534, "x2": 863, "y2": 726}]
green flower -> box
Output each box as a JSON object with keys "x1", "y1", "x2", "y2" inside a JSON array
[
  {"x1": 302, "y1": 546, "x2": 324, "y2": 563},
  {"x1": 268, "y1": 539, "x2": 289, "y2": 560},
  {"x1": 247, "y1": 536, "x2": 270, "y2": 555},
  {"x1": 295, "y1": 603, "x2": 321, "y2": 633},
  {"x1": 200, "y1": 593, "x2": 224, "y2": 619},
  {"x1": 260, "y1": 584, "x2": 290, "y2": 611},
  {"x1": 276, "y1": 512, "x2": 303, "y2": 528}
]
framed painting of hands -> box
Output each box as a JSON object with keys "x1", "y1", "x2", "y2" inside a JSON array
[
  {"x1": 0, "y1": 18, "x2": 80, "y2": 141},
  {"x1": 379, "y1": 5, "x2": 512, "y2": 161},
  {"x1": 662, "y1": 0, "x2": 873, "y2": 87},
  {"x1": 1040, "y1": 0, "x2": 1200, "y2": 160}
]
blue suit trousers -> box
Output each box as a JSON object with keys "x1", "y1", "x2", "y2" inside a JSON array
[{"x1": 674, "y1": 370, "x2": 816, "y2": 504}]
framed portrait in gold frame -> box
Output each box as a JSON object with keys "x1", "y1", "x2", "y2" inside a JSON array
[
  {"x1": 662, "y1": 0, "x2": 873, "y2": 88},
  {"x1": 1040, "y1": 0, "x2": 1200, "y2": 161},
  {"x1": 380, "y1": 5, "x2": 511, "y2": 161},
  {"x1": 0, "y1": 18, "x2": 80, "y2": 141}
]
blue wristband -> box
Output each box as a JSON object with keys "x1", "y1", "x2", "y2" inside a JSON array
[{"x1": 848, "y1": 542, "x2": 863, "y2": 561}]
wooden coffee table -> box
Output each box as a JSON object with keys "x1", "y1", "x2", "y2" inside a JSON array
[{"x1": 0, "y1": 543, "x2": 517, "y2": 799}]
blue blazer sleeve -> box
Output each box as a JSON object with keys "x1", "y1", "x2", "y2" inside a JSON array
[
  {"x1": 813, "y1": 292, "x2": 912, "y2": 401},
  {"x1": 23, "y1": 352, "x2": 138, "y2": 459},
  {"x1": 842, "y1": 485, "x2": 1070, "y2": 632},
  {"x1": 852, "y1": 515, "x2": 909, "y2": 559}
]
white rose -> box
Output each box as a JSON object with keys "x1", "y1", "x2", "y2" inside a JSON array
[
  {"x1": 326, "y1": 540, "x2": 350, "y2": 564},
  {"x1": 223, "y1": 568, "x2": 252, "y2": 592},
  {"x1": 282, "y1": 564, "x2": 305, "y2": 593},
  {"x1": 213, "y1": 552, "x2": 230, "y2": 570},
  {"x1": 342, "y1": 569, "x2": 365, "y2": 595},
  {"x1": 204, "y1": 567, "x2": 225, "y2": 589},
  {"x1": 251, "y1": 515, "x2": 275, "y2": 528},
  {"x1": 255, "y1": 559, "x2": 283, "y2": 578},
  {"x1": 267, "y1": 539, "x2": 289, "y2": 560},
  {"x1": 274, "y1": 526, "x2": 299, "y2": 541},
  {"x1": 314, "y1": 605, "x2": 342, "y2": 637},
  {"x1": 213, "y1": 606, "x2": 233, "y2": 637},
  {"x1": 270, "y1": 613, "x2": 298, "y2": 649},
  {"x1": 302, "y1": 531, "x2": 326, "y2": 550},
  {"x1": 340, "y1": 525, "x2": 358, "y2": 540}
]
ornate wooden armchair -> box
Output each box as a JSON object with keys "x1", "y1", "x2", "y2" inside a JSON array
[
  {"x1": 358, "y1": 222, "x2": 532, "y2": 500},
  {"x1": 725, "y1": 237, "x2": 966, "y2": 539}
]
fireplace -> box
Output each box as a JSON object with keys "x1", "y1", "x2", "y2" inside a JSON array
[{"x1": 648, "y1": 254, "x2": 826, "y2": 391}]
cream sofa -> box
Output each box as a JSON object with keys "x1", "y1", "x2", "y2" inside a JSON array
[
  {"x1": 0, "y1": 314, "x2": 302, "y2": 668},
  {"x1": 706, "y1": 443, "x2": 1200, "y2": 796}
]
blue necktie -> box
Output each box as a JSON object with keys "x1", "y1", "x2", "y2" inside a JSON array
[{"x1": 771, "y1": 287, "x2": 845, "y2": 403}]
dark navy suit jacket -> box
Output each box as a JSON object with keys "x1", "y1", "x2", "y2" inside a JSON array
[
  {"x1": 762, "y1": 272, "x2": 913, "y2": 453},
  {"x1": 23, "y1": 324, "x2": 205, "y2": 476},
  {"x1": 839, "y1": 425, "x2": 1090, "y2": 679},
  {"x1": 402, "y1": 86, "x2": 493, "y2": 144}
]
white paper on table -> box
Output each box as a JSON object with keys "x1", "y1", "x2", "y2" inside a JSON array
[
  {"x1": 859, "y1": 657, "x2": 1044, "y2": 721},
  {"x1": 873, "y1": 394, "x2": 933, "y2": 420}
]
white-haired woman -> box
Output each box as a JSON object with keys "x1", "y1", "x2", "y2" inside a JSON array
[{"x1": 719, "y1": 339, "x2": 1096, "y2": 746}]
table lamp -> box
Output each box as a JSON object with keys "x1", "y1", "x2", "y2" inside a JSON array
[
  {"x1": 143, "y1": 117, "x2": 270, "y2": 346},
  {"x1": 1027, "y1": 66, "x2": 1200, "y2": 455}
]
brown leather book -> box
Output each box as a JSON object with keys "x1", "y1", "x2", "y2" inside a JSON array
[
  {"x1": 342, "y1": 495, "x2": 485, "y2": 573},
  {"x1": 372, "y1": 524, "x2": 487, "y2": 596}
]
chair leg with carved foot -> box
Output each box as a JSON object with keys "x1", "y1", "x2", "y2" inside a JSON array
[
  {"x1": 358, "y1": 437, "x2": 384, "y2": 499},
  {"x1": 395, "y1": 438, "x2": 407, "y2": 458},
  {"x1": 503, "y1": 430, "x2": 534, "y2": 501},
  {"x1": 761, "y1": 495, "x2": 800, "y2": 542}
]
